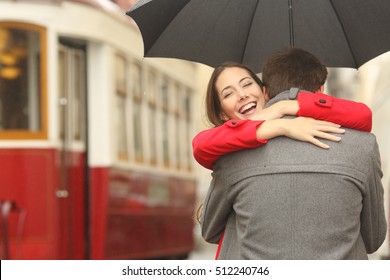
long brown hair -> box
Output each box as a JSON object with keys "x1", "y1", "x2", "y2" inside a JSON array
[{"x1": 205, "y1": 62, "x2": 264, "y2": 127}]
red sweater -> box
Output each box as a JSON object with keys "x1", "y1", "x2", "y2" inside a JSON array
[{"x1": 192, "y1": 91, "x2": 372, "y2": 170}]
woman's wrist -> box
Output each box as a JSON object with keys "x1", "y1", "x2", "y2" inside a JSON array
[
  {"x1": 256, "y1": 119, "x2": 287, "y2": 140},
  {"x1": 278, "y1": 100, "x2": 299, "y2": 116},
  {"x1": 252, "y1": 100, "x2": 299, "y2": 121}
]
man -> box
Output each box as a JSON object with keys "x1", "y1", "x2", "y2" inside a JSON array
[{"x1": 201, "y1": 48, "x2": 387, "y2": 259}]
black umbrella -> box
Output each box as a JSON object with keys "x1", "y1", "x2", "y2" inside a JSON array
[{"x1": 126, "y1": 0, "x2": 390, "y2": 72}]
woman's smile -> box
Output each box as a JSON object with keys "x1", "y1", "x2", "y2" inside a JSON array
[{"x1": 239, "y1": 101, "x2": 258, "y2": 116}]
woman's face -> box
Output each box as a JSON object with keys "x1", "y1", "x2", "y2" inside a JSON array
[{"x1": 216, "y1": 67, "x2": 266, "y2": 121}]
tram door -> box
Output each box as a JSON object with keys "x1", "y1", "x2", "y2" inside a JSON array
[{"x1": 57, "y1": 41, "x2": 88, "y2": 259}]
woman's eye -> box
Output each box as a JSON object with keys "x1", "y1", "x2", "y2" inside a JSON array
[
  {"x1": 223, "y1": 92, "x2": 232, "y2": 98},
  {"x1": 243, "y1": 82, "x2": 253, "y2": 87}
]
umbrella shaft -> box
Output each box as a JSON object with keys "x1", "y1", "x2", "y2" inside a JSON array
[{"x1": 288, "y1": 0, "x2": 294, "y2": 47}]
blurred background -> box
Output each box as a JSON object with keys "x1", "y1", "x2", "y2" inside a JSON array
[{"x1": 0, "y1": 0, "x2": 388, "y2": 260}]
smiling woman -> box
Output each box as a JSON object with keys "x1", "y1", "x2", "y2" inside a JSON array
[
  {"x1": 216, "y1": 67, "x2": 267, "y2": 121},
  {"x1": 193, "y1": 60, "x2": 372, "y2": 170}
]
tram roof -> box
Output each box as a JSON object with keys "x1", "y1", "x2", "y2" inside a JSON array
[{"x1": 7, "y1": 0, "x2": 138, "y2": 28}]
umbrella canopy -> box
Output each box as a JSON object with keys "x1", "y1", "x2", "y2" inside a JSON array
[{"x1": 127, "y1": 0, "x2": 390, "y2": 73}]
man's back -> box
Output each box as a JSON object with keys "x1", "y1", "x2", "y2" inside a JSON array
[{"x1": 202, "y1": 127, "x2": 387, "y2": 259}]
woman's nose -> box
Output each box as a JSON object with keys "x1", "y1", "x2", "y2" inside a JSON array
[{"x1": 238, "y1": 90, "x2": 248, "y2": 100}]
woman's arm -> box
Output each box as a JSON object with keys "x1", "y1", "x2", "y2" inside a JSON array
[
  {"x1": 193, "y1": 92, "x2": 372, "y2": 170},
  {"x1": 256, "y1": 117, "x2": 343, "y2": 149},
  {"x1": 252, "y1": 91, "x2": 372, "y2": 131},
  {"x1": 192, "y1": 119, "x2": 267, "y2": 170},
  {"x1": 193, "y1": 117, "x2": 343, "y2": 169},
  {"x1": 297, "y1": 91, "x2": 372, "y2": 132}
]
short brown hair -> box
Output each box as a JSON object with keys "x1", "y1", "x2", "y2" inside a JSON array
[
  {"x1": 261, "y1": 48, "x2": 328, "y2": 99},
  {"x1": 205, "y1": 62, "x2": 264, "y2": 127}
]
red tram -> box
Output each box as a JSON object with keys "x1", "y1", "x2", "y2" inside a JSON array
[{"x1": 0, "y1": 0, "x2": 197, "y2": 259}]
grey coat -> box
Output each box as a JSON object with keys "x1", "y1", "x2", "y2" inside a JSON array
[{"x1": 201, "y1": 90, "x2": 387, "y2": 259}]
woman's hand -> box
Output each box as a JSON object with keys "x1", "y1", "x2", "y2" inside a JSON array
[
  {"x1": 251, "y1": 100, "x2": 299, "y2": 121},
  {"x1": 257, "y1": 117, "x2": 345, "y2": 149}
]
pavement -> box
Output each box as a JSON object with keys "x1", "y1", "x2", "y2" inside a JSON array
[
  {"x1": 188, "y1": 243, "x2": 216, "y2": 260},
  {"x1": 188, "y1": 235, "x2": 217, "y2": 260}
]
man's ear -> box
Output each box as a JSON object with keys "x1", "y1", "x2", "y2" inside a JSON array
[{"x1": 263, "y1": 86, "x2": 270, "y2": 102}]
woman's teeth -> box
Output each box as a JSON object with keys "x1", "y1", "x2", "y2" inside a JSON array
[{"x1": 240, "y1": 102, "x2": 257, "y2": 114}]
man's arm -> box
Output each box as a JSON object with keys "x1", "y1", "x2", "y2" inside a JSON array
[
  {"x1": 360, "y1": 138, "x2": 387, "y2": 253},
  {"x1": 201, "y1": 173, "x2": 233, "y2": 244}
]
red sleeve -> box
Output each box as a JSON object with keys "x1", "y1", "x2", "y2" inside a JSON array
[
  {"x1": 297, "y1": 91, "x2": 372, "y2": 132},
  {"x1": 192, "y1": 119, "x2": 267, "y2": 170}
]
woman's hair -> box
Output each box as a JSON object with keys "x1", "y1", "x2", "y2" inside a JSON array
[
  {"x1": 195, "y1": 203, "x2": 203, "y2": 224},
  {"x1": 205, "y1": 62, "x2": 264, "y2": 127}
]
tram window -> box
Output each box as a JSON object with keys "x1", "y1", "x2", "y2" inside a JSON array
[
  {"x1": 117, "y1": 96, "x2": 128, "y2": 159},
  {"x1": 160, "y1": 78, "x2": 169, "y2": 167},
  {"x1": 175, "y1": 85, "x2": 193, "y2": 171},
  {"x1": 147, "y1": 71, "x2": 157, "y2": 165},
  {"x1": 58, "y1": 50, "x2": 66, "y2": 140},
  {"x1": 0, "y1": 23, "x2": 47, "y2": 139},
  {"x1": 131, "y1": 63, "x2": 143, "y2": 163},
  {"x1": 72, "y1": 52, "x2": 85, "y2": 141},
  {"x1": 173, "y1": 84, "x2": 181, "y2": 169},
  {"x1": 113, "y1": 57, "x2": 194, "y2": 172},
  {"x1": 58, "y1": 44, "x2": 86, "y2": 144},
  {"x1": 114, "y1": 55, "x2": 128, "y2": 160},
  {"x1": 183, "y1": 91, "x2": 193, "y2": 171}
]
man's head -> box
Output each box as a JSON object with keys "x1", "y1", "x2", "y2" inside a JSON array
[{"x1": 261, "y1": 48, "x2": 328, "y2": 99}]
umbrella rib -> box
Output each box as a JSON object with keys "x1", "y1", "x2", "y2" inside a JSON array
[
  {"x1": 130, "y1": 0, "x2": 192, "y2": 56},
  {"x1": 241, "y1": 0, "x2": 261, "y2": 65},
  {"x1": 328, "y1": 0, "x2": 358, "y2": 67}
]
